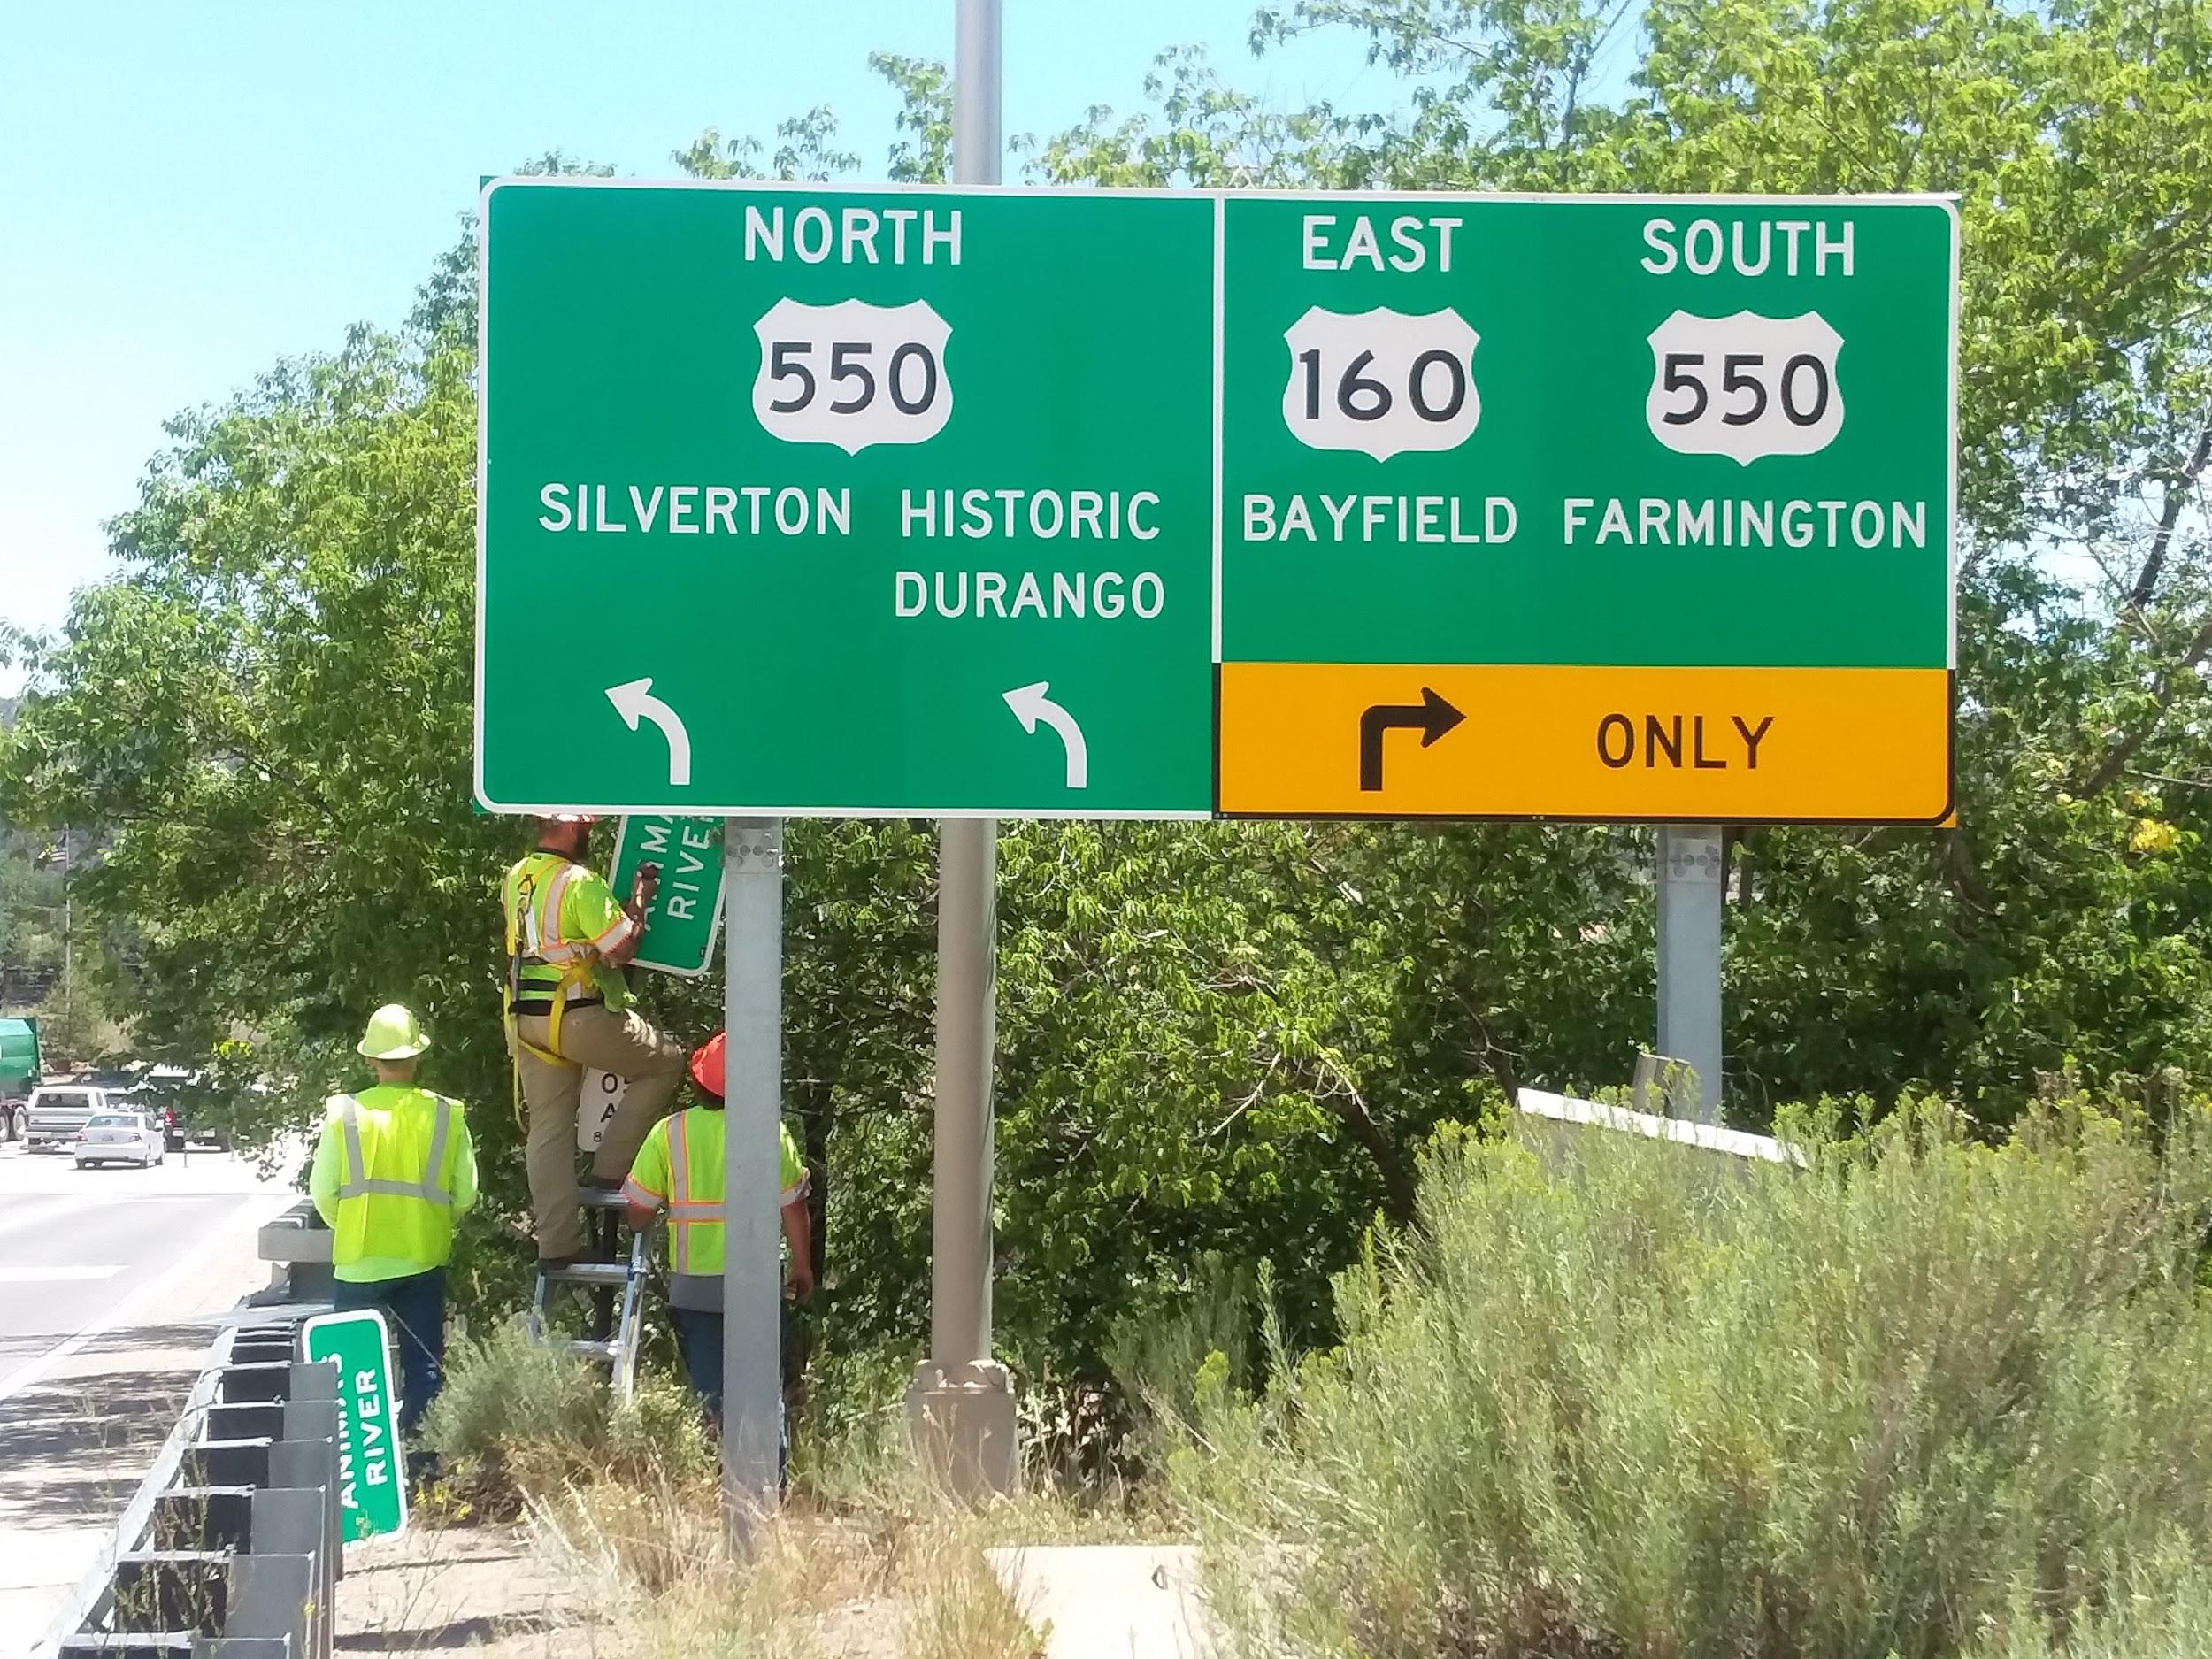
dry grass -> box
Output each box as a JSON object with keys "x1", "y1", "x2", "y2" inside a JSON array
[
  {"x1": 526, "y1": 1463, "x2": 1042, "y2": 1658},
  {"x1": 426, "y1": 1322, "x2": 1048, "y2": 1655},
  {"x1": 898, "y1": 1526, "x2": 1045, "y2": 1659}
]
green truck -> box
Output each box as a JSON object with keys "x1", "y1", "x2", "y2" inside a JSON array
[{"x1": 0, "y1": 1017, "x2": 40, "y2": 1141}]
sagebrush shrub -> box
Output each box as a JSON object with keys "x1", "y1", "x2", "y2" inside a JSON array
[{"x1": 1185, "y1": 1097, "x2": 2212, "y2": 1659}]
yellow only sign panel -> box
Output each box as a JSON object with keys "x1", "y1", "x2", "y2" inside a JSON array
[{"x1": 1216, "y1": 664, "x2": 1953, "y2": 824}]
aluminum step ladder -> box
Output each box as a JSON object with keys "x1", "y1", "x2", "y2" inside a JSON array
[{"x1": 525, "y1": 1187, "x2": 649, "y2": 1400}]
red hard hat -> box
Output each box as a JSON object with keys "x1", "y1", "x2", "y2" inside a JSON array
[{"x1": 688, "y1": 1032, "x2": 726, "y2": 1100}]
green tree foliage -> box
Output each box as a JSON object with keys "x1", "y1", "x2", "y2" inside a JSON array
[
  {"x1": 4, "y1": 4, "x2": 2210, "y2": 1387},
  {"x1": 1033, "y1": 0, "x2": 2212, "y2": 1114}
]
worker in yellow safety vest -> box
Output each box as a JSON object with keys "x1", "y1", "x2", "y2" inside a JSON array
[
  {"x1": 310, "y1": 1003, "x2": 478, "y2": 1432},
  {"x1": 623, "y1": 1032, "x2": 813, "y2": 1429},
  {"x1": 502, "y1": 814, "x2": 687, "y2": 1268}
]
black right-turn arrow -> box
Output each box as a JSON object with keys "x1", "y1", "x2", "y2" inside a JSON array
[{"x1": 1359, "y1": 687, "x2": 1467, "y2": 792}]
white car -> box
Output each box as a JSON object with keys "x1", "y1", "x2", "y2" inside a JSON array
[{"x1": 74, "y1": 1110, "x2": 166, "y2": 1170}]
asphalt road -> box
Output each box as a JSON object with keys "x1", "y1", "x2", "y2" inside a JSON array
[
  {"x1": 0, "y1": 1135, "x2": 300, "y2": 1653},
  {"x1": 0, "y1": 1138, "x2": 293, "y2": 1394}
]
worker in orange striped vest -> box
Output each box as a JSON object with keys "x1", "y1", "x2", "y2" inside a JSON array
[{"x1": 622, "y1": 1032, "x2": 813, "y2": 1425}]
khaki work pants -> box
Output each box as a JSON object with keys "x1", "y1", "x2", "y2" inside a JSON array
[{"x1": 516, "y1": 1002, "x2": 686, "y2": 1259}]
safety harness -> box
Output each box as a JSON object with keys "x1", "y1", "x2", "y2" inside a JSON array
[{"x1": 502, "y1": 856, "x2": 596, "y2": 1073}]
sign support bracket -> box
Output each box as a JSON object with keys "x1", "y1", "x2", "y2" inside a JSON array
[{"x1": 1655, "y1": 824, "x2": 1725, "y2": 1122}]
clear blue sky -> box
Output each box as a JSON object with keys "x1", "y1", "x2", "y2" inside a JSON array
[{"x1": 0, "y1": 2, "x2": 1417, "y2": 693}]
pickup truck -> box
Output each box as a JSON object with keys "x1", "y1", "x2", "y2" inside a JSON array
[{"x1": 23, "y1": 1084, "x2": 137, "y2": 1153}]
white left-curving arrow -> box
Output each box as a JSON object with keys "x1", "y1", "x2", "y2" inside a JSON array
[
  {"x1": 605, "y1": 678, "x2": 693, "y2": 787},
  {"x1": 1002, "y1": 681, "x2": 1088, "y2": 790}
]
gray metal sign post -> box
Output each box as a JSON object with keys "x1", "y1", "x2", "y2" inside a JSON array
[
  {"x1": 903, "y1": 0, "x2": 1019, "y2": 1497},
  {"x1": 1655, "y1": 826, "x2": 1725, "y2": 1121},
  {"x1": 722, "y1": 818, "x2": 785, "y2": 1533}
]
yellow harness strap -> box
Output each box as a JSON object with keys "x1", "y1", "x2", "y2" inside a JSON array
[{"x1": 503, "y1": 862, "x2": 593, "y2": 1124}]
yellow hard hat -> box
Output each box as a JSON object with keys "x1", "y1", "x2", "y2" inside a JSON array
[{"x1": 357, "y1": 1003, "x2": 431, "y2": 1060}]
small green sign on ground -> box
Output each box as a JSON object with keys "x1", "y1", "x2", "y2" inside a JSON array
[
  {"x1": 608, "y1": 815, "x2": 724, "y2": 977},
  {"x1": 302, "y1": 1308, "x2": 408, "y2": 1541}
]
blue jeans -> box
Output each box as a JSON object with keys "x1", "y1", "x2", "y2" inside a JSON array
[
  {"x1": 334, "y1": 1268, "x2": 446, "y2": 1434},
  {"x1": 670, "y1": 1306, "x2": 787, "y2": 1486}
]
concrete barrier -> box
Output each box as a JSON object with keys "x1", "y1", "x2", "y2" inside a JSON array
[{"x1": 256, "y1": 1201, "x2": 334, "y2": 1303}]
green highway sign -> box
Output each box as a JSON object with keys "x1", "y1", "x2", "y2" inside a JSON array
[
  {"x1": 478, "y1": 183, "x2": 1955, "y2": 826},
  {"x1": 302, "y1": 1309, "x2": 408, "y2": 1541},
  {"x1": 609, "y1": 814, "x2": 723, "y2": 977},
  {"x1": 1215, "y1": 196, "x2": 1957, "y2": 824},
  {"x1": 478, "y1": 179, "x2": 1217, "y2": 818}
]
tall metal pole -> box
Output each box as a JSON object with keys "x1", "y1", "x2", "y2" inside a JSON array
[
  {"x1": 1655, "y1": 825, "x2": 1725, "y2": 1121},
  {"x1": 722, "y1": 818, "x2": 785, "y2": 1534},
  {"x1": 938, "y1": 0, "x2": 1001, "y2": 1371},
  {"x1": 931, "y1": 821, "x2": 995, "y2": 1366},
  {"x1": 905, "y1": 0, "x2": 1018, "y2": 1498},
  {"x1": 951, "y1": 0, "x2": 1002, "y2": 180}
]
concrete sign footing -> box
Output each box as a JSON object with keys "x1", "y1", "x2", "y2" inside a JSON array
[{"x1": 906, "y1": 1358, "x2": 1019, "y2": 1500}]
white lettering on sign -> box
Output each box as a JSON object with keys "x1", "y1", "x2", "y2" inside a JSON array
[
  {"x1": 660, "y1": 833, "x2": 712, "y2": 922},
  {"x1": 1644, "y1": 311, "x2": 1846, "y2": 465},
  {"x1": 1640, "y1": 217, "x2": 1855, "y2": 278},
  {"x1": 893, "y1": 570, "x2": 1166, "y2": 621},
  {"x1": 744, "y1": 204, "x2": 961, "y2": 265},
  {"x1": 634, "y1": 819, "x2": 714, "y2": 926},
  {"x1": 899, "y1": 488, "x2": 1162, "y2": 541},
  {"x1": 1281, "y1": 307, "x2": 1481, "y2": 461},
  {"x1": 537, "y1": 483, "x2": 851, "y2": 536},
  {"x1": 354, "y1": 1366, "x2": 390, "y2": 1490},
  {"x1": 752, "y1": 297, "x2": 954, "y2": 454},
  {"x1": 1301, "y1": 214, "x2": 1463, "y2": 273},
  {"x1": 1242, "y1": 494, "x2": 1517, "y2": 545},
  {"x1": 1560, "y1": 496, "x2": 1927, "y2": 549}
]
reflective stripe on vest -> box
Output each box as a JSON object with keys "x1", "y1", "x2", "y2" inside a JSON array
[
  {"x1": 334, "y1": 1094, "x2": 454, "y2": 1206},
  {"x1": 510, "y1": 856, "x2": 590, "y2": 965},
  {"x1": 531, "y1": 863, "x2": 592, "y2": 964},
  {"x1": 664, "y1": 1112, "x2": 721, "y2": 1274}
]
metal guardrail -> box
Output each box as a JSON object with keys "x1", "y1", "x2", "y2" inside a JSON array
[{"x1": 37, "y1": 1317, "x2": 343, "y2": 1659}]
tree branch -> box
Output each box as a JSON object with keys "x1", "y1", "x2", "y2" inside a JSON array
[
  {"x1": 2077, "y1": 610, "x2": 2212, "y2": 798},
  {"x1": 2125, "y1": 423, "x2": 2212, "y2": 614}
]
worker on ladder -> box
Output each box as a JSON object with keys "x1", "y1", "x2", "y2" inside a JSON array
[
  {"x1": 622, "y1": 1032, "x2": 814, "y2": 1435},
  {"x1": 503, "y1": 813, "x2": 687, "y2": 1269}
]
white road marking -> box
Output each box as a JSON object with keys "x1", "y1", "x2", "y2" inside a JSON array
[
  {"x1": 0, "y1": 1267, "x2": 120, "y2": 1284},
  {"x1": 0, "y1": 1193, "x2": 293, "y2": 1407}
]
